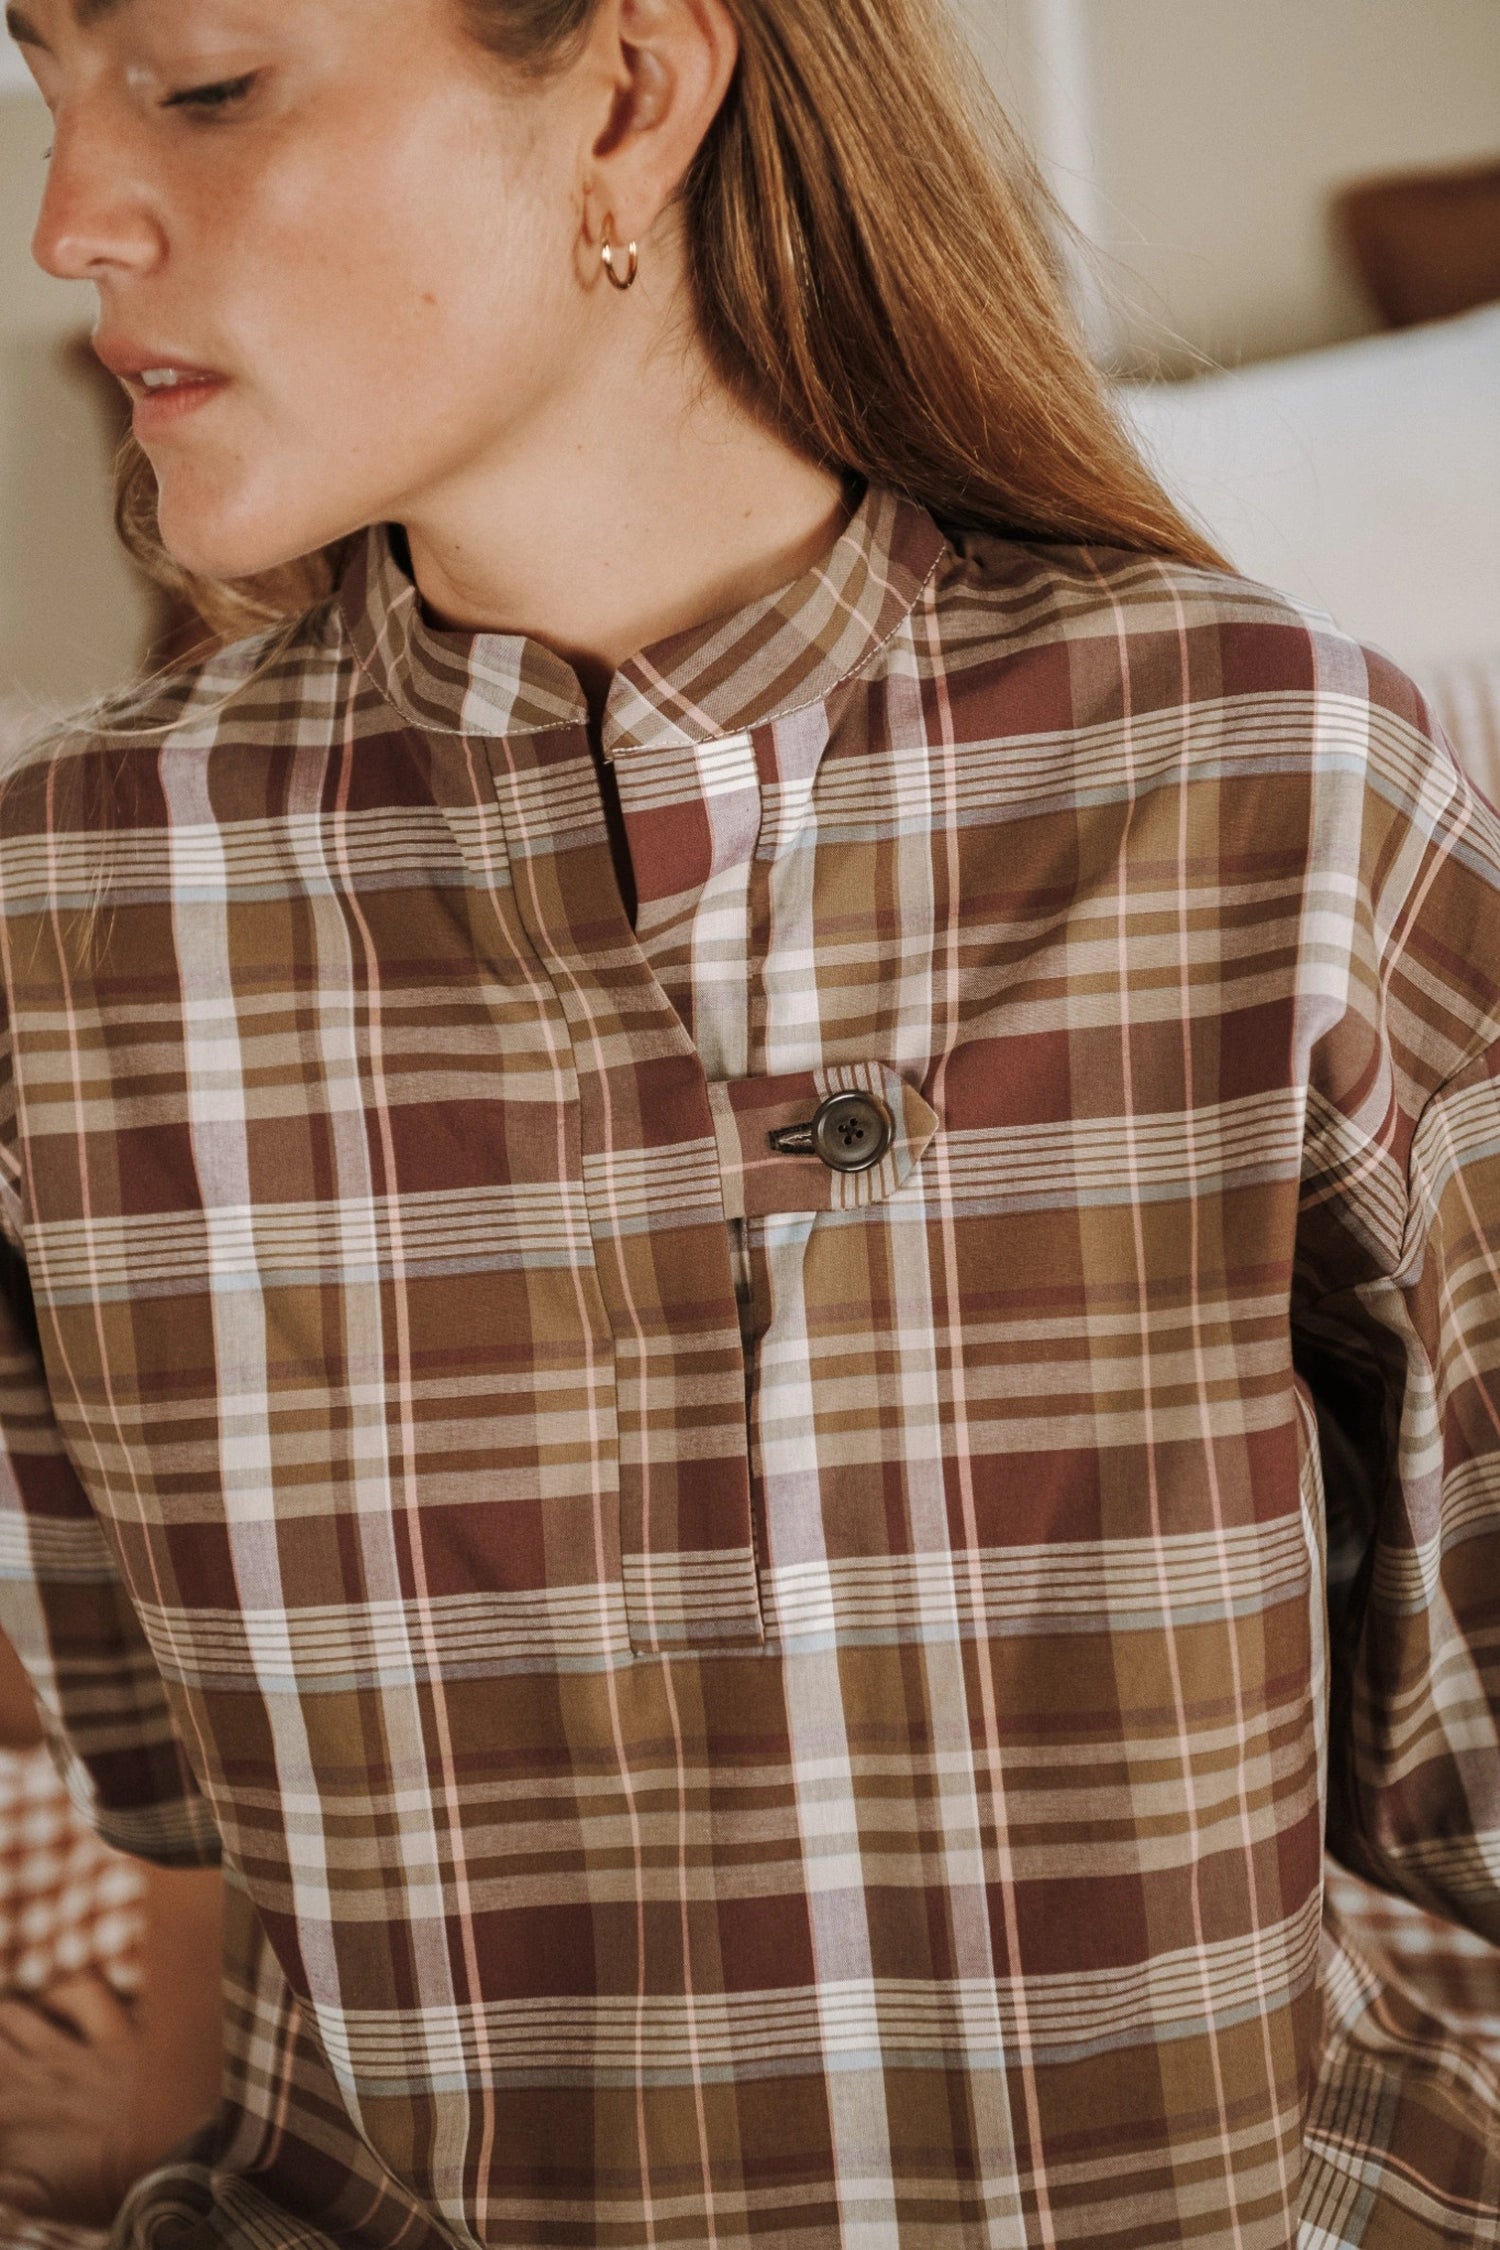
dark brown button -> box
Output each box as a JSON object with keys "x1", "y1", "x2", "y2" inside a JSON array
[{"x1": 811, "y1": 1091, "x2": 892, "y2": 1173}]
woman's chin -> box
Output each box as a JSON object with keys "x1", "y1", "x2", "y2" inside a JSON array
[{"x1": 154, "y1": 482, "x2": 354, "y2": 589}]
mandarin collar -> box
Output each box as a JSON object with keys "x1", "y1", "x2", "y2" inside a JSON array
[{"x1": 337, "y1": 482, "x2": 948, "y2": 755}]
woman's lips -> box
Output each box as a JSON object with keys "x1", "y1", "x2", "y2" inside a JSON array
[
  {"x1": 91, "y1": 341, "x2": 231, "y2": 432},
  {"x1": 129, "y1": 371, "x2": 230, "y2": 433}
]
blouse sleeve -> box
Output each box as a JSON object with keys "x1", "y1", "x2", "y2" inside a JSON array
[
  {"x1": 0, "y1": 743, "x2": 220, "y2": 1869},
  {"x1": 1300, "y1": 1040, "x2": 1500, "y2": 1929},
  {"x1": 1292, "y1": 633, "x2": 1500, "y2": 1932},
  {"x1": 0, "y1": 1222, "x2": 220, "y2": 1871}
]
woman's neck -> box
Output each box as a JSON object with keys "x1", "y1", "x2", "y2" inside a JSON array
[{"x1": 396, "y1": 247, "x2": 851, "y2": 690}]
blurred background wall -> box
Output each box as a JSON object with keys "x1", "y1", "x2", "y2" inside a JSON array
[
  {"x1": 1, "y1": 1, "x2": 1498, "y2": 710},
  {"x1": 957, "y1": 0, "x2": 1500, "y2": 373},
  {"x1": 0, "y1": 78, "x2": 148, "y2": 711}
]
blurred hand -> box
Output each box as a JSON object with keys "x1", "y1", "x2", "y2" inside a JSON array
[
  {"x1": 0, "y1": 1971, "x2": 145, "y2": 2226},
  {"x1": 0, "y1": 1862, "x2": 223, "y2": 2228}
]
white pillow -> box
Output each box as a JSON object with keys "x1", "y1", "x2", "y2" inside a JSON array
[{"x1": 1118, "y1": 305, "x2": 1500, "y2": 678}]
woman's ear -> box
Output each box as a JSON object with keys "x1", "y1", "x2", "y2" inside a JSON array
[{"x1": 581, "y1": 0, "x2": 738, "y2": 252}]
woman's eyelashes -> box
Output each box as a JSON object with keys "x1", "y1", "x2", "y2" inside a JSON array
[
  {"x1": 34, "y1": 68, "x2": 261, "y2": 161},
  {"x1": 160, "y1": 72, "x2": 260, "y2": 118}
]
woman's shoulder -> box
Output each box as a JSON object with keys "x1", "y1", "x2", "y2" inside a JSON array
[
  {"x1": 932, "y1": 526, "x2": 1486, "y2": 812},
  {"x1": 937, "y1": 524, "x2": 1363, "y2": 686},
  {"x1": 938, "y1": 526, "x2": 1500, "y2": 1090}
]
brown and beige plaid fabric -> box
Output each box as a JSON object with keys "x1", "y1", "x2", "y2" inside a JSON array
[
  {"x1": 1326, "y1": 1863, "x2": 1500, "y2": 2071},
  {"x1": 0, "y1": 484, "x2": 1496, "y2": 2248}
]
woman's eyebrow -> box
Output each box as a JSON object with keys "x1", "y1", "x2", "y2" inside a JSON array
[
  {"x1": 5, "y1": 0, "x2": 135, "y2": 44},
  {"x1": 4, "y1": 6, "x2": 46, "y2": 46}
]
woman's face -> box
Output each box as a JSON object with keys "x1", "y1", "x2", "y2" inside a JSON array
[{"x1": 12, "y1": 0, "x2": 602, "y2": 578}]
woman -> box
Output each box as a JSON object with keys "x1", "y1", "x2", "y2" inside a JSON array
[{"x1": 2, "y1": 1, "x2": 1498, "y2": 2244}]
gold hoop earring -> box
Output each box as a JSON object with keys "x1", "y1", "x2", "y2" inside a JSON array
[{"x1": 601, "y1": 225, "x2": 639, "y2": 292}]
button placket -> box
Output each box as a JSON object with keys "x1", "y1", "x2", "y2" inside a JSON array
[
  {"x1": 708, "y1": 1063, "x2": 940, "y2": 1220},
  {"x1": 475, "y1": 723, "x2": 766, "y2": 1659}
]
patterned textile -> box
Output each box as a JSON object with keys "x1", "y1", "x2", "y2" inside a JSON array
[
  {"x1": 0, "y1": 484, "x2": 1497, "y2": 2248},
  {"x1": 1326, "y1": 1862, "x2": 1500, "y2": 2069}
]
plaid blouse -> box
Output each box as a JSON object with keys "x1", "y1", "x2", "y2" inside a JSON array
[{"x1": 0, "y1": 485, "x2": 1497, "y2": 2249}]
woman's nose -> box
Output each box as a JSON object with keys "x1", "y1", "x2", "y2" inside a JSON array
[{"x1": 31, "y1": 113, "x2": 164, "y2": 284}]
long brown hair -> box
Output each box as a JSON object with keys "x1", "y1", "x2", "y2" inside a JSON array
[{"x1": 115, "y1": 0, "x2": 1221, "y2": 641}]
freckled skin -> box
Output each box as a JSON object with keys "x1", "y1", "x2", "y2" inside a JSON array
[
  {"x1": 24, "y1": 0, "x2": 598, "y2": 578},
  {"x1": 19, "y1": 0, "x2": 847, "y2": 710}
]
